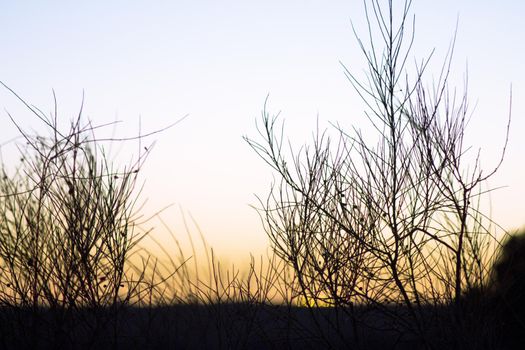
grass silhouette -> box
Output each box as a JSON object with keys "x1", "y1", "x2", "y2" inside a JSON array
[
  {"x1": 0, "y1": 89, "x2": 517, "y2": 349},
  {"x1": 0, "y1": 0, "x2": 520, "y2": 348}
]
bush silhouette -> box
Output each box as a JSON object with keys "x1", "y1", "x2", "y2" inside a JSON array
[
  {"x1": 490, "y1": 230, "x2": 525, "y2": 346},
  {"x1": 0, "y1": 0, "x2": 518, "y2": 348},
  {"x1": 246, "y1": 0, "x2": 509, "y2": 347}
]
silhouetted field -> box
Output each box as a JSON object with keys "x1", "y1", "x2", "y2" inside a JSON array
[
  {"x1": 0, "y1": 1, "x2": 521, "y2": 349},
  {"x1": 0, "y1": 297, "x2": 521, "y2": 349}
]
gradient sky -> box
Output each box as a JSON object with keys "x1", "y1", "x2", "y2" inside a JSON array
[{"x1": 1, "y1": 1, "x2": 523, "y2": 262}]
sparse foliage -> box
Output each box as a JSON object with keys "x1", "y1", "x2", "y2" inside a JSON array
[
  {"x1": 0, "y1": 94, "x2": 151, "y2": 309},
  {"x1": 0, "y1": 0, "x2": 516, "y2": 348},
  {"x1": 246, "y1": 0, "x2": 510, "y2": 346}
]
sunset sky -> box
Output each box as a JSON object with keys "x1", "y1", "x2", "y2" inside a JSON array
[{"x1": 1, "y1": 1, "x2": 523, "y2": 263}]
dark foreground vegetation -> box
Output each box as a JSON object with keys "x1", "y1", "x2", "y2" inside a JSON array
[
  {"x1": 0, "y1": 0, "x2": 521, "y2": 349},
  {"x1": 0, "y1": 285, "x2": 524, "y2": 349}
]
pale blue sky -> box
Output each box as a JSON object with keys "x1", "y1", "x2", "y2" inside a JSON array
[{"x1": 1, "y1": 1, "x2": 523, "y2": 260}]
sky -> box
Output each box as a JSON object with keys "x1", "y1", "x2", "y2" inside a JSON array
[{"x1": 0, "y1": 1, "x2": 524, "y2": 263}]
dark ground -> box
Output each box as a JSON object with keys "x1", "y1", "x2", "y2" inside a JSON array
[{"x1": 0, "y1": 300, "x2": 520, "y2": 349}]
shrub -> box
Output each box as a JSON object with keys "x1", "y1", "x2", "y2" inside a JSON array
[
  {"x1": 246, "y1": 0, "x2": 510, "y2": 346},
  {"x1": 490, "y1": 229, "x2": 525, "y2": 347},
  {"x1": 0, "y1": 87, "x2": 156, "y2": 347}
]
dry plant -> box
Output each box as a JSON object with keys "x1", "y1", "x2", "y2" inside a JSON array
[
  {"x1": 0, "y1": 0, "x2": 515, "y2": 347},
  {"x1": 0, "y1": 84, "x2": 180, "y2": 347},
  {"x1": 245, "y1": 0, "x2": 510, "y2": 347},
  {"x1": 0, "y1": 85, "x2": 317, "y2": 349}
]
